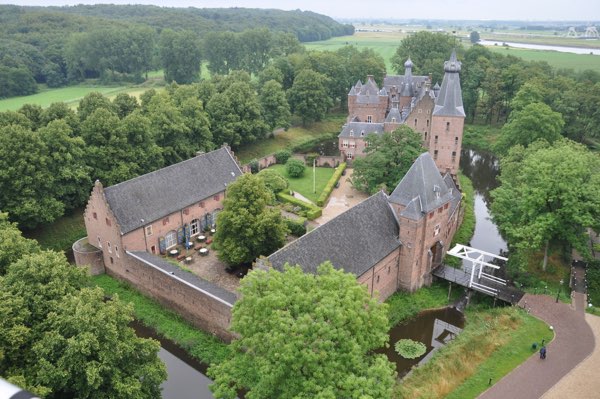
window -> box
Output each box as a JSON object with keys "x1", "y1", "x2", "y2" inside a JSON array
[
  {"x1": 426, "y1": 109, "x2": 430, "y2": 115},
  {"x1": 424, "y1": 132, "x2": 428, "y2": 141},
  {"x1": 388, "y1": 266, "x2": 391, "y2": 274},
  {"x1": 342, "y1": 140, "x2": 349, "y2": 148},
  {"x1": 347, "y1": 152, "x2": 353, "y2": 160},
  {"x1": 110, "y1": 257, "x2": 114, "y2": 264},
  {"x1": 452, "y1": 151, "x2": 457, "y2": 162},
  {"x1": 162, "y1": 217, "x2": 169, "y2": 226},
  {"x1": 190, "y1": 219, "x2": 200, "y2": 236},
  {"x1": 376, "y1": 275, "x2": 380, "y2": 283},
  {"x1": 414, "y1": 118, "x2": 417, "y2": 126},
  {"x1": 107, "y1": 242, "x2": 112, "y2": 253},
  {"x1": 418, "y1": 108, "x2": 422, "y2": 114},
  {"x1": 97, "y1": 236, "x2": 102, "y2": 248},
  {"x1": 349, "y1": 141, "x2": 355, "y2": 148},
  {"x1": 434, "y1": 135, "x2": 438, "y2": 144},
  {"x1": 115, "y1": 246, "x2": 120, "y2": 258},
  {"x1": 446, "y1": 122, "x2": 450, "y2": 131},
  {"x1": 438, "y1": 207, "x2": 443, "y2": 214},
  {"x1": 444, "y1": 203, "x2": 449, "y2": 210},
  {"x1": 183, "y1": 208, "x2": 189, "y2": 215},
  {"x1": 391, "y1": 117, "x2": 396, "y2": 123},
  {"x1": 105, "y1": 217, "x2": 111, "y2": 227},
  {"x1": 434, "y1": 150, "x2": 438, "y2": 160},
  {"x1": 360, "y1": 130, "x2": 365, "y2": 137},
  {"x1": 434, "y1": 224, "x2": 441, "y2": 236},
  {"x1": 429, "y1": 212, "x2": 434, "y2": 219},
  {"x1": 165, "y1": 230, "x2": 177, "y2": 249},
  {"x1": 213, "y1": 194, "x2": 220, "y2": 201},
  {"x1": 426, "y1": 119, "x2": 430, "y2": 127},
  {"x1": 199, "y1": 201, "x2": 205, "y2": 208},
  {"x1": 145, "y1": 225, "x2": 153, "y2": 236},
  {"x1": 349, "y1": 129, "x2": 354, "y2": 137},
  {"x1": 93, "y1": 212, "x2": 97, "y2": 220},
  {"x1": 367, "y1": 115, "x2": 372, "y2": 123}
]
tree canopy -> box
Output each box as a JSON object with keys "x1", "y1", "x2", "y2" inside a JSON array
[
  {"x1": 208, "y1": 262, "x2": 396, "y2": 399},
  {"x1": 214, "y1": 173, "x2": 288, "y2": 266},
  {"x1": 351, "y1": 126, "x2": 426, "y2": 194},
  {"x1": 491, "y1": 139, "x2": 600, "y2": 270},
  {"x1": 287, "y1": 69, "x2": 332, "y2": 126}
]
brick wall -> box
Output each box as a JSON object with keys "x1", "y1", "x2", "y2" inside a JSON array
[
  {"x1": 348, "y1": 96, "x2": 388, "y2": 123},
  {"x1": 356, "y1": 249, "x2": 401, "y2": 301},
  {"x1": 429, "y1": 115, "x2": 464, "y2": 175}
]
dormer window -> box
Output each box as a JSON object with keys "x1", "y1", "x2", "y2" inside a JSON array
[
  {"x1": 392, "y1": 117, "x2": 396, "y2": 123},
  {"x1": 360, "y1": 130, "x2": 365, "y2": 137},
  {"x1": 350, "y1": 129, "x2": 354, "y2": 137}
]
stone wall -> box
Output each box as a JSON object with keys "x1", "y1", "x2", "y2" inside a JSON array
[
  {"x1": 357, "y1": 249, "x2": 401, "y2": 301},
  {"x1": 72, "y1": 237, "x2": 105, "y2": 275}
]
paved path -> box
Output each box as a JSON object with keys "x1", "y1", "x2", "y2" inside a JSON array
[
  {"x1": 314, "y1": 169, "x2": 367, "y2": 225},
  {"x1": 478, "y1": 293, "x2": 594, "y2": 399}
]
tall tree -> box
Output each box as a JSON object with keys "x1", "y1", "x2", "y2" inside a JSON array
[
  {"x1": 112, "y1": 92, "x2": 139, "y2": 119},
  {"x1": 203, "y1": 31, "x2": 244, "y2": 76},
  {"x1": 491, "y1": 139, "x2": 600, "y2": 270},
  {"x1": 208, "y1": 262, "x2": 396, "y2": 399},
  {"x1": 0, "y1": 251, "x2": 166, "y2": 398},
  {"x1": 213, "y1": 173, "x2": 288, "y2": 266},
  {"x1": 351, "y1": 126, "x2": 426, "y2": 194},
  {"x1": 0, "y1": 212, "x2": 40, "y2": 275},
  {"x1": 77, "y1": 91, "x2": 115, "y2": 122},
  {"x1": 287, "y1": 69, "x2": 332, "y2": 126},
  {"x1": 259, "y1": 79, "x2": 291, "y2": 131},
  {"x1": 159, "y1": 29, "x2": 202, "y2": 84},
  {"x1": 494, "y1": 102, "x2": 564, "y2": 154}
]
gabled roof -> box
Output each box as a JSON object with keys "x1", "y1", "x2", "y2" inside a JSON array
[
  {"x1": 443, "y1": 173, "x2": 462, "y2": 216},
  {"x1": 104, "y1": 147, "x2": 243, "y2": 234},
  {"x1": 268, "y1": 192, "x2": 401, "y2": 277},
  {"x1": 433, "y1": 50, "x2": 465, "y2": 117},
  {"x1": 388, "y1": 152, "x2": 455, "y2": 219},
  {"x1": 338, "y1": 122, "x2": 385, "y2": 138},
  {"x1": 385, "y1": 107, "x2": 403, "y2": 123}
]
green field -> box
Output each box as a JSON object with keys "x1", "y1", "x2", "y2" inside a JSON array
[
  {"x1": 485, "y1": 45, "x2": 600, "y2": 73},
  {"x1": 268, "y1": 164, "x2": 334, "y2": 203}
]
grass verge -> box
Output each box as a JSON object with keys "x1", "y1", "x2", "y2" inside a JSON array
[
  {"x1": 22, "y1": 209, "x2": 86, "y2": 252},
  {"x1": 445, "y1": 173, "x2": 475, "y2": 268},
  {"x1": 235, "y1": 114, "x2": 345, "y2": 164},
  {"x1": 268, "y1": 164, "x2": 335, "y2": 203},
  {"x1": 92, "y1": 274, "x2": 230, "y2": 366},
  {"x1": 395, "y1": 306, "x2": 550, "y2": 399},
  {"x1": 386, "y1": 282, "x2": 462, "y2": 327}
]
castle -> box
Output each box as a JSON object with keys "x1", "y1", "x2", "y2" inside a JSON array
[
  {"x1": 339, "y1": 50, "x2": 465, "y2": 176},
  {"x1": 75, "y1": 51, "x2": 465, "y2": 339}
]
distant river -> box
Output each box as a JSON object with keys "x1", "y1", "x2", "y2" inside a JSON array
[{"x1": 478, "y1": 39, "x2": 600, "y2": 55}]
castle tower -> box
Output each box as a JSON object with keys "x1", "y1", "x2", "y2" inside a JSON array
[
  {"x1": 428, "y1": 50, "x2": 465, "y2": 176},
  {"x1": 399, "y1": 58, "x2": 414, "y2": 109}
]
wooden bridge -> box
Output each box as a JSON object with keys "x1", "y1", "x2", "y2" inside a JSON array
[{"x1": 433, "y1": 244, "x2": 525, "y2": 304}]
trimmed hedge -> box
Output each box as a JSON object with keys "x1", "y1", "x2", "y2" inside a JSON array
[
  {"x1": 277, "y1": 192, "x2": 322, "y2": 220},
  {"x1": 316, "y1": 162, "x2": 346, "y2": 206},
  {"x1": 285, "y1": 218, "x2": 307, "y2": 237}
]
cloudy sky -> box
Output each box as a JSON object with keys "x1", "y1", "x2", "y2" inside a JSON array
[{"x1": 2, "y1": 0, "x2": 599, "y2": 20}]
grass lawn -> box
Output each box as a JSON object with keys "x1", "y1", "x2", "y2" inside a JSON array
[
  {"x1": 22, "y1": 208, "x2": 86, "y2": 252},
  {"x1": 395, "y1": 306, "x2": 550, "y2": 399},
  {"x1": 485, "y1": 46, "x2": 600, "y2": 73},
  {"x1": 92, "y1": 274, "x2": 230, "y2": 366},
  {"x1": 268, "y1": 164, "x2": 334, "y2": 204},
  {"x1": 235, "y1": 113, "x2": 345, "y2": 164},
  {"x1": 0, "y1": 85, "x2": 127, "y2": 111}
]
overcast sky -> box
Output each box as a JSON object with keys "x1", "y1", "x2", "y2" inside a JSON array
[{"x1": 2, "y1": 0, "x2": 600, "y2": 21}]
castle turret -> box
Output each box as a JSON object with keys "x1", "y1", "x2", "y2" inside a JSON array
[{"x1": 429, "y1": 50, "x2": 465, "y2": 176}]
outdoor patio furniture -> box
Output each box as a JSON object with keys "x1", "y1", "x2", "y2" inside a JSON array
[
  {"x1": 176, "y1": 254, "x2": 186, "y2": 262},
  {"x1": 197, "y1": 235, "x2": 206, "y2": 242},
  {"x1": 206, "y1": 238, "x2": 213, "y2": 245},
  {"x1": 169, "y1": 249, "x2": 179, "y2": 256},
  {"x1": 185, "y1": 256, "x2": 192, "y2": 264},
  {"x1": 210, "y1": 229, "x2": 216, "y2": 235},
  {"x1": 194, "y1": 244, "x2": 203, "y2": 251},
  {"x1": 199, "y1": 248, "x2": 209, "y2": 256}
]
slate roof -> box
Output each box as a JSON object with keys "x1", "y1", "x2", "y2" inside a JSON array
[
  {"x1": 338, "y1": 122, "x2": 385, "y2": 138},
  {"x1": 104, "y1": 147, "x2": 243, "y2": 234},
  {"x1": 388, "y1": 152, "x2": 456, "y2": 220},
  {"x1": 385, "y1": 107, "x2": 403, "y2": 123},
  {"x1": 433, "y1": 50, "x2": 466, "y2": 117},
  {"x1": 127, "y1": 251, "x2": 237, "y2": 306},
  {"x1": 443, "y1": 173, "x2": 462, "y2": 215},
  {"x1": 268, "y1": 192, "x2": 401, "y2": 277}
]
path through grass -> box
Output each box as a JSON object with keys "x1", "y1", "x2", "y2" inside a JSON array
[{"x1": 268, "y1": 164, "x2": 334, "y2": 203}]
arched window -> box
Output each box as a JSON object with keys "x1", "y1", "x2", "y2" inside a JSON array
[
  {"x1": 165, "y1": 230, "x2": 177, "y2": 249},
  {"x1": 190, "y1": 219, "x2": 200, "y2": 236}
]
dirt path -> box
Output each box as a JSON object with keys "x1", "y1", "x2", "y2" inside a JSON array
[{"x1": 478, "y1": 294, "x2": 594, "y2": 399}]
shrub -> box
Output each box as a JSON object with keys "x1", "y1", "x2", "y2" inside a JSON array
[
  {"x1": 248, "y1": 159, "x2": 259, "y2": 174},
  {"x1": 274, "y1": 149, "x2": 292, "y2": 164},
  {"x1": 257, "y1": 169, "x2": 288, "y2": 195},
  {"x1": 276, "y1": 192, "x2": 322, "y2": 220},
  {"x1": 316, "y1": 162, "x2": 346, "y2": 206},
  {"x1": 286, "y1": 158, "x2": 305, "y2": 178},
  {"x1": 305, "y1": 152, "x2": 319, "y2": 165},
  {"x1": 394, "y1": 339, "x2": 427, "y2": 359},
  {"x1": 285, "y1": 218, "x2": 307, "y2": 237}
]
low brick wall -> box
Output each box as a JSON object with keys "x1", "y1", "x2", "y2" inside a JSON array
[
  {"x1": 73, "y1": 237, "x2": 105, "y2": 275},
  {"x1": 109, "y1": 251, "x2": 235, "y2": 341}
]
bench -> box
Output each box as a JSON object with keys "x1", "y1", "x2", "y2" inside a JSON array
[
  {"x1": 205, "y1": 238, "x2": 213, "y2": 245},
  {"x1": 194, "y1": 244, "x2": 203, "y2": 251},
  {"x1": 176, "y1": 254, "x2": 186, "y2": 262}
]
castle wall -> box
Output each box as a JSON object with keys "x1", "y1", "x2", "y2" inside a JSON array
[
  {"x1": 347, "y1": 97, "x2": 388, "y2": 123},
  {"x1": 356, "y1": 249, "x2": 401, "y2": 301},
  {"x1": 406, "y1": 95, "x2": 435, "y2": 145},
  {"x1": 429, "y1": 115, "x2": 464, "y2": 175}
]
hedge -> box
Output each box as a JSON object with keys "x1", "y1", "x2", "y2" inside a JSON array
[
  {"x1": 285, "y1": 218, "x2": 307, "y2": 237},
  {"x1": 277, "y1": 192, "x2": 322, "y2": 220},
  {"x1": 316, "y1": 162, "x2": 347, "y2": 206}
]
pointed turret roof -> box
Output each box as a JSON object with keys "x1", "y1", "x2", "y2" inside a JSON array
[
  {"x1": 433, "y1": 50, "x2": 465, "y2": 117},
  {"x1": 388, "y1": 152, "x2": 455, "y2": 219}
]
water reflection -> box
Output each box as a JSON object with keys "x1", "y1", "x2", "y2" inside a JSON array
[
  {"x1": 381, "y1": 308, "x2": 464, "y2": 378},
  {"x1": 460, "y1": 149, "x2": 508, "y2": 258}
]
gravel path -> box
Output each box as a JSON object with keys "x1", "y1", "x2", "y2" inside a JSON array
[
  {"x1": 478, "y1": 293, "x2": 594, "y2": 399},
  {"x1": 314, "y1": 169, "x2": 367, "y2": 225}
]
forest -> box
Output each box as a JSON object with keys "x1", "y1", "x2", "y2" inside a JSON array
[{"x1": 0, "y1": 4, "x2": 354, "y2": 97}]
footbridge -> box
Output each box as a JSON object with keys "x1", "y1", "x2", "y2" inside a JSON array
[{"x1": 432, "y1": 244, "x2": 524, "y2": 304}]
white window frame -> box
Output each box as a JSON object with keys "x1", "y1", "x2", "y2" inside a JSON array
[
  {"x1": 145, "y1": 225, "x2": 153, "y2": 236},
  {"x1": 190, "y1": 219, "x2": 200, "y2": 236},
  {"x1": 115, "y1": 245, "x2": 120, "y2": 258},
  {"x1": 347, "y1": 152, "x2": 354, "y2": 160},
  {"x1": 434, "y1": 224, "x2": 441, "y2": 236},
  {"x1": 165, "y1": 230, "x2": 177, "y2": 249},
  {"x1": 367, "y1": 115, "x2": 372, "y2": 123},
  {"x1": 349, "y1": 129, "x2": 354, "y2": 137},
  {"x1": 349, "y1": 141, "x2": 356, "y2": 148},
  {"x1": 342, "y1": 140, "x2": 349, "y2": 148},
  {"x1": 107, "y1": 242, "x2": 112, "y2": 253}
]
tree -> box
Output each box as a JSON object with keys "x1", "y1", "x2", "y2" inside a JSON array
[
  {"x1": 391, "y1": 32, "x2": 458, "y2": 83},
  {"x1": 285, "y1": 158, "x2": 305, "y2": 178},
  {"x1": 351, "y1": 126, "x2": 426, "y2": 194},
  {"x1": 0, "y1": 212, "x2": 40, "y2": 275},
  {"x1": 287, "y1": 69, "x2": 332, "y2": 126},
  {"x1": 203, "y1": 31, "x2": 244, "y2": 76},
  {"x1": 112, "y1": 93, "x2": 139, "y2": 119},
  {"x1": 0, "y1": 251, "x2": 166, "y2": 398},
  {"x1": 257, "y1": 168, "x2": 288, "y2": 195},
  {"x1": 470, "y1": 31, "x2": 481, "y2": 43},
  {"x1": 491, "y1": 139, "x2": 600, "y2": 271},
  {"x1": 208, "y1": 262, "x2": 396, "y2": 399},
  {"x1": 214, "y1": 174, "x2": 288, "y2": 266},
  {"x1": 159, "y1": 29, "x2": 202, "y2": 84},
  {"x1": 259, "y1": 80, "x2": 291, "y2": 131},
  {"x1": 494, "y1": 102, "x2": 564, "y2": 154}
]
